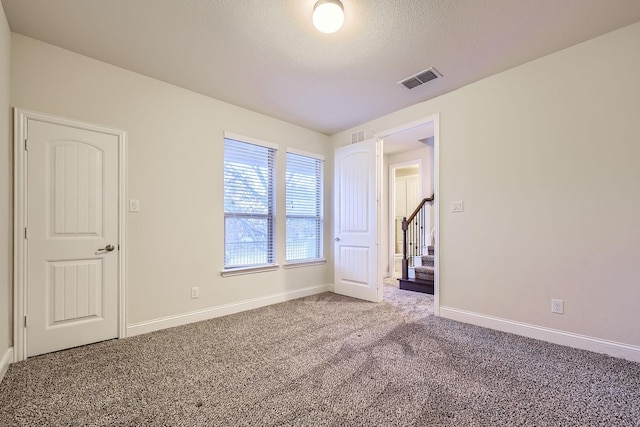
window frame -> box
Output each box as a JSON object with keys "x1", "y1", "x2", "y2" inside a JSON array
[
  {"x1": 222, "y1": 132, "x2": 278, "y2": 274},
  {"x1": 285, "y1": 148, "x2": 325, "y2": 266}
]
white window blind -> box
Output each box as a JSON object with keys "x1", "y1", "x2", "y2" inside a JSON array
[
  {"x1": 224, "y1": 138, "x2": 275, "y2": 268},
  {"x1": 286, "y1": 152, "x2": 323, "y2": 262}
]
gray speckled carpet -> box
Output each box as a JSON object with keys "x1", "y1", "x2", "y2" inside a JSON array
[{"x1": 1, "y1": 284, "x2": 639, "y2": 426}]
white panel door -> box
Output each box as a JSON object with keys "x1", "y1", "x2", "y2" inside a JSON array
[
  {"x1": 26, "y1": 119, "x2": 119, "y2": 357},
  {"x1": 406, "y1": 176, "x2": 420, "y2": 215},
  {"x1": 334, "y1": 138, "x2": 381, "y2": 302},
  {"x1": 395, "y1": 180, "x2": 407, "y2": 218}
]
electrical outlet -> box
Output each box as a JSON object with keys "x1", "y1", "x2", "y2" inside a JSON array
[
  {"x1": 191, "y1": 287, "x2": 200, "y2": 299},
  {"x1": 551, "y1": 299, "x2": 564, "y2": 314}
]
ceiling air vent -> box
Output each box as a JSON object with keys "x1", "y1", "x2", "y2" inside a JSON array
[
  {"x1": 351, "y1": 129, "x2": 373, "y2": 144},
  {"x1": 398, "y1": 67, "x2": 442, "y2": 90}
]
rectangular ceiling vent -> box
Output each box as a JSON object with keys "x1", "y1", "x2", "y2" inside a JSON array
[
  {"x1": 351, "y1": 129, "x2": 374, "y2": 144},
  {"x1": 398, "y1": 67, "x2": 442, "y2": 90}
]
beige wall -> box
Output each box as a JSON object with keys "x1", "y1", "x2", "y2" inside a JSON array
[
  {"x1": 333, "y1": 22, "x2": 640, "y2": 347},
  {"x1": 0, "y1": 5, "x2": 11, "y2": 362},
  {"x1": 11, "y1": 34, "x2": 332, "y2": 327}
]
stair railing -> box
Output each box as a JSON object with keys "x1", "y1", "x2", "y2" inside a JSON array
[{"x1": 401, "y1": 195, "x2": 434, "y2": 280}]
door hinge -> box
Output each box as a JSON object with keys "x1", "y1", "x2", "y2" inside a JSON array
[
  {"x1": 24, "y1": 227, "x2": 28, "y2": 239},
  {"x1": 24, "y1": 139, "x2": 28, "y2": 151},
  {"x1": 24, "y1": 315, "x2": 28, "y2": 328}
]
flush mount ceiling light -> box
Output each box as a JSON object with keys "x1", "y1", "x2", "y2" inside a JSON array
[{"x1": 312, "y1": 0, "x2": 344, "y2": 34}]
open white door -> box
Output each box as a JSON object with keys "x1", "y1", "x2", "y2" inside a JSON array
[{"x1": 334, "y1": 138, "x2": 382, "y2": 302}]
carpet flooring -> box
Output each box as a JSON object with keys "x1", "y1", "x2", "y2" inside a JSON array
[{"x1": 1, "y1": 283, "x2": 639, "y2": 426}]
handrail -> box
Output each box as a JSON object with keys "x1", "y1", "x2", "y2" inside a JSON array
[
  {"x1": 401, "y1": 194, "x2": 435, "y2": 280},
  {"x1": 403, "y1": 194, "x2": 434, "y2": 230}
]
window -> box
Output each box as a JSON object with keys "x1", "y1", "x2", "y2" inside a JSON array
[
  {"x1": 286, "y1": 150, "x2": 324, "y2": 262},
  {"x1": 224, "y1": 136, "x2": 276, "y2": 269}
]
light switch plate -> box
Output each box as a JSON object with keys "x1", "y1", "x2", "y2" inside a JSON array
[
  {"x1": 450, "y1": 201, "x2": 464, "y2": 213},
  {"x1": 129, "y1": 199, "x2": 140, "y2": 212}
]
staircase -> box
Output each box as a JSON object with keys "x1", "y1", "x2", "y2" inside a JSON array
[
  {"x1": 399, "y1": 246, "x2": 435, "y2": 294},
  {"x1": 399, "y1": 195, "x2": 435, "y2": 295}
]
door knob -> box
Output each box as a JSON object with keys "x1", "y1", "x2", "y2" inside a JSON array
[
  {"x1": 335, "y1": 237, "x2": 341, "y2": 241},
  {"x1": 98, "y1": 244, "x2": 115, "y2": 252}
]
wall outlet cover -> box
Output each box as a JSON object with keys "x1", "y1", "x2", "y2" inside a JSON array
[{"x1": 551, "y1": 299, "x2": 564, "y2": 314}]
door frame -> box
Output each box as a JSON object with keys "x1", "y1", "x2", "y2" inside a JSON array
[
  {"x1": 13, "y1": 108, "x2": 127, "y2": 362},
  {"x1": 388, "y1": 159, "x2": 422, "y2": 279},
  {"x1": 376, "y1": 114, "x2": 440, "y2": 315}
]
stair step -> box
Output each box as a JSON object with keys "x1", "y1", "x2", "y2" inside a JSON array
[
  {"x1": 404, "y1": 246, "x2": 435, "y2": 283},
  {"x1": 415, "y1": 265, "x2": 434, "y2": 282},
  {"x1": 398, "y1": 278, "x2": 434, "y2": 295},
  {"x1": 416, "y1": 273, "x2": 434, "y2": 281},
  {"x1": 420, "y1": 255, "x2": 434, "y2": 267}
]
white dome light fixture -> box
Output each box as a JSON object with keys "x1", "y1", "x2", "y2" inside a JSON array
[{"x1": 312, "y1": 0, "x2": 345, "y2": 34}]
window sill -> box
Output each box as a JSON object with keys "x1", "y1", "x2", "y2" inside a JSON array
[
  {"x1": 220, "y1": 264, "x2": 280, "y2": 277},
  {"x1": 283, "y1": 259, "x2": 327, "y2": 269}
]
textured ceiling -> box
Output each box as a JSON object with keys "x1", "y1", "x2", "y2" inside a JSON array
[{"x1": 3, "y1": 0, "x2": 640, "y2": 135}]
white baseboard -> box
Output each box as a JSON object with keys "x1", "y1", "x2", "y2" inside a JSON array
[
  {"x1": 127, "y1": 284, "x2": 332, "y2": 337},
  {"x1": 440, "y1": 306, "x2": 640, "y2": 363},
  {"x1": 0, "y1": 347, "x2": 14, "y2": 384}
]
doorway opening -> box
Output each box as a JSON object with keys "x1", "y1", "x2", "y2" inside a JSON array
[
  {"x1": 389, "y1": 161, "x2": 422, "y2": 279},
  {"x1": 377, "y1": 115, "x2": 439, "y2": 314}
]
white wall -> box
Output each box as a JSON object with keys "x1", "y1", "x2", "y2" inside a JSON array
[
  {"x1": 10, "y1": 34, "x2": 332, "y2": 331},
  {"x1": 0, "y1": 4, "x2": 12, "y2": 373},
  {"x1": 333, "y1": 22, "x2": 640, "y2": 350}
]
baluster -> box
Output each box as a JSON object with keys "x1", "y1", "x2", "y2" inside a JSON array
[
  {"x1": 402, "y1": 217, "x2": 408, "y2": 279},
  {"x1": 413, "y1": 216, "x2": 420, "y2": 256},
  {"x1": 410, "y1": 221, "x2": 414, "y2": 262},
  {"x1": 417, "y1": 208, "x2": 421, "y2": 256},
  {"x1": 412, "y1": 221, "x2": 416, "y2": 260},
  {"x1": 410, "y1": 220, "x2": 413, "y2": 260},
  {"x1": 420, "y1": 205, "x2": 424, "y2": 255}
]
